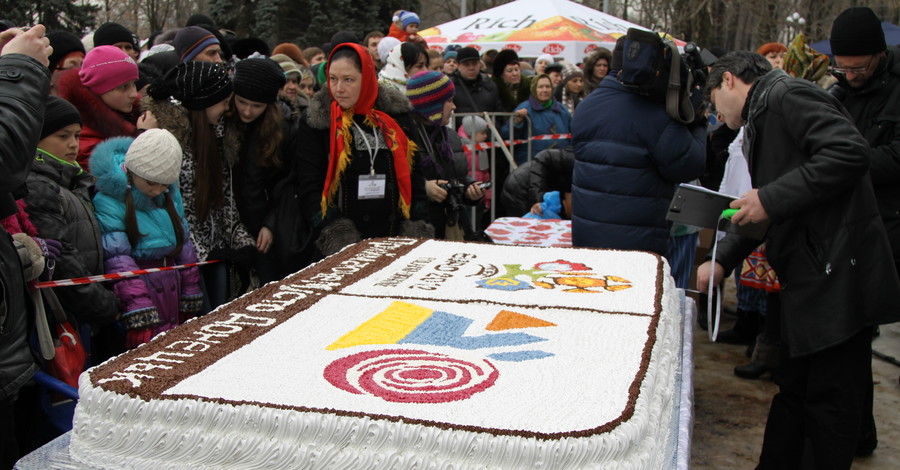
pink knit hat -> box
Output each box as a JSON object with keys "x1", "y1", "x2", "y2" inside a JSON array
[{"x1": 78, "y1": 45, "x2": 139, "y2": 95}]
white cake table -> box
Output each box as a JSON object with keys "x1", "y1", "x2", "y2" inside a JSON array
[{"x1": 16, "y1": 293, "x2": 696, "y2": 470}]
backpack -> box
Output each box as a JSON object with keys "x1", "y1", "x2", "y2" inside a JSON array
[{"x1": 618, "y1": 28, "x2": 695, "y2": 124}]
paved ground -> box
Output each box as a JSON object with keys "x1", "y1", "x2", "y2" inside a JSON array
[{"x1": 689, "y1": 284, "x2": 900, "y2": 469}]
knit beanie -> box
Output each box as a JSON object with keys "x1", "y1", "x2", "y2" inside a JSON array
[
  {"x1": 561, "y1": 63, "x2": 583, "y2": 85},
  {"x1": 186, "y1": 13, "x2": 215, "y2": 28},
  {"x1": 233, "y1": 58, "x2": 286, "y2": 103},
  {"x1": 406, "y1": 70, "x2": 455, "y2": 123},
  {"x1": 41, "y1": 96, "x2": 82, "y2": 139},
  {"x1": 93, "y1": 22, "x2": 138, "y2": 50},
  {"x1": 125, "y1": 129, "x2": 183, "y2": 185},
  {"x1": 492, "y1": 49, "x2": 520, "y2": 78},
  {"x1": 443, "y1": 50, "x2": 457, "y2": 61},
  {"x1": 400, "y1": 11, "x2": 420, "y2": 29},
  {"x1": 461, "y1": 115, "x2": 488, "y2": 138},
  {"x1": 47, "y1": 31, "x2": 86, "y2": 71},
  {"x1": 830, "y1": 7, "x2": 886, "y2": 56},
  {"x1": 174, "y1": 26, "x2": 220, "y2": 62},
  {"x1": 148, "y1": 61, "x2": 232, "y2": 110},
  {"x1": 272, "y1": 43, "x2": 304, "y2": 64},
  {"x1": 271, "y1": 53, "x2": 301, "y2": 78},
  {"x1": 78, "y1": 45, "x2": 139, "y2": 95},
  {"x1": 535, "y1": 53, "x2": 553, "y2": 66},
  {"x1": 756, "y1": 42, "x2": 787, "y2": 56}
]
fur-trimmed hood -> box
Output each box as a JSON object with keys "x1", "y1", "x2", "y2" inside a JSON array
[
  {"x1": 57, "y1": 67, "x2": 137, "y2": 138},
  {"x1": 305, "y1": 84, "x2": 414, "y2": 130},
  {"x1": 90, "y1": 136, "x2": 182, "y2": 211}
]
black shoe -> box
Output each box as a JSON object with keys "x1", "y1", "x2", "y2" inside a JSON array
[
  {"x1": 716, "y1": 327, "x2": 756, "y2": 345},
  {"x1": 734, "y1": 361, "x2": 770, "y2": 379},
  {"x1": 856, "y1": 432, "x2": 877, "y2": 457}
]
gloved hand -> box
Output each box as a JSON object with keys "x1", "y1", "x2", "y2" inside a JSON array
[
  {"x1": 35, "y1": 237, "x2": 61, "y2": 281},
  {"x1": 12, "y1": 232, "x2": 44, "y2": 281},
  {"x1": 208, "y1": 245, "x2": 257, "y2": 270},
  {"x1": 126, "y1": 328, "x2": 153, "y2": 349}
]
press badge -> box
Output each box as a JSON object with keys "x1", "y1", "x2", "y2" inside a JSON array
[{"x1": 358, "y1": 174, "x2": 386, "y2": 199}]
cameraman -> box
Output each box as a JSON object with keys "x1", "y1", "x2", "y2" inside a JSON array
[
  {"x1": 406, "y1": 71, "x2": 485, "y2": 240},
  {"x1": 571, "y1": 33, "x2": 706, "y2": 255}
]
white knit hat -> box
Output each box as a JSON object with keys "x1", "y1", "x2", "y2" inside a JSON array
[{"x1": 125, "y1": 129, "x2": 182, "y2": 185}]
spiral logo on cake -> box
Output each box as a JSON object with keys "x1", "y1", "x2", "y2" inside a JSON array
[{"x1": 325, "y1": 349, "x2": 499, "y2": 403}]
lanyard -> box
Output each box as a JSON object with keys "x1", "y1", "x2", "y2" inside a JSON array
[{"x1": 353, "y1": 120, "x2": 380, "y2": 176}]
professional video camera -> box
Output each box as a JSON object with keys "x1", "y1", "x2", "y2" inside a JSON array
[{"x1": 618, "y1": 28, "x2": 708, "y2": 125}]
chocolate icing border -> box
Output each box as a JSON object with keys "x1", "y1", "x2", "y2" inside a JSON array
[{"x1": 87, "y1": 238, "x2": 669, "y2": 441}]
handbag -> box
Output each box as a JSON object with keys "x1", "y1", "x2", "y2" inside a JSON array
[
  {"x1": 739, "y1": 245, "x2": 781, "y2": 293},
  {"x1": 34, "y1": 287, "x2": 87, "y2": 389}
]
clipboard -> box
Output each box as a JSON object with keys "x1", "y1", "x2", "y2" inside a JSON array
[{"x1": 666, "y1": 184, "x2": 770, "y2": 240}]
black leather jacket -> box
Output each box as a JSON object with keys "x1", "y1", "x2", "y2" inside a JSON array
[{"x1": 0, "y1": 54, "x2": 50, "y2": 400}]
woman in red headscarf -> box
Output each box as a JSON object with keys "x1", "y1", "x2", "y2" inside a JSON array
[{"x1": 295, "y1": 42, "x2": 430, "y2": 260}]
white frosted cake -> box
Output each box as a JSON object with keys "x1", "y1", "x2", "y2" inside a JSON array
[{"x1": 70, "y1": 238, "x2": 684, "y2": 469}]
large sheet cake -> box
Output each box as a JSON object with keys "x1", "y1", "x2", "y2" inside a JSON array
[{"x1": 71, "y1": 238, "x2": 683, "y2": 469}]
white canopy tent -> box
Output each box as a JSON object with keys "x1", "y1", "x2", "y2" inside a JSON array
[{"x1": 420, "y1": 0, "x2": 683, "y2": 63}]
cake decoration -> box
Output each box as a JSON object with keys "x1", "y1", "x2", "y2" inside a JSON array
[{"x1": 324, "y1": 348, "x2": 500, "y2": 403}]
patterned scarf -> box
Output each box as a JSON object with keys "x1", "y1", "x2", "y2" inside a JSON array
[{"x1": 321, "y1": 43, "x2": 415, "y2": 218}]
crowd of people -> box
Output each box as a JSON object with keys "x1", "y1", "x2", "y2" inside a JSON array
[{"x1": 0, "y1": 5, "x2": 898, "y2": 470}]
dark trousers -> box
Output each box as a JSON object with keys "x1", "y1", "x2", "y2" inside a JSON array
[{"x1": 757, "y1": 327, "x2": 873, "y2": 469}]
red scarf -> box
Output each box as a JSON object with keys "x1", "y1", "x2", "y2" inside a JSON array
[{"x1": 321, "y1": 43, "x2": 415, "y2": 218}]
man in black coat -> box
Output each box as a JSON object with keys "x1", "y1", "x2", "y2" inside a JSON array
[
  {"x1": 0, "y1": 24, "x2": 53, "y2": 468},
  {"x1": 698, "y1": 51, "x2": 900, "y2": 469},
  {"x1": 450, "y1": 47, "x2": 502, "y2": 116},
  {"x1": 828, "y1": 6, "x2": 900, "y2": 457}
]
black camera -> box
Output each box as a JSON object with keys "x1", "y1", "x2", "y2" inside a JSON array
[
  {"x1": 439, "y1": 180, "x2": 468, "y2": 227},
  {"x1": 682, "y1": 42, "x2": 708, "y2": 89}
]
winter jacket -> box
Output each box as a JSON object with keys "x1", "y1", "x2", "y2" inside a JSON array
[
  {"x1": 90, "y1": 137, "x2": 202, "y2": 333},
  {"x1": 140, "y1": 97, "x2": 255, "y2": 262},
  {"x1": 501, "y1": 148, "x2": 574, "y2": 217},
  {"x1": 493, "y1": 75, "x2": 532, "y2": 113},
  {"x1": 231, "y1": 119, "x2": 280, "y2": 238},
  {"x1": 451, "y1": 71, "x2": 503, "y2": 116},
  {"x1": 297, "y1": 85, "x2": 429, "y2": 248},
  {"x1": 0, "y1": 53, "x2": 49, "y2": 400},
  {"x1": 501, "y1": 97, "x2": 572, "y2": 165},
  {"x1": 570, "y1": 76, "x2": 705, "y2": 255},
  {"x1": 56, "y1": 67, "x2": 138, "y2": 170},
  {"x1": 715, "y1": 69, "x2": 900, "y2": 357},
  {"x1": 832, "y1": 46, "x2": 900, "y2": 265},
  {"x1": 24, "y1": 151, "x2": 118, "y2": 326}
]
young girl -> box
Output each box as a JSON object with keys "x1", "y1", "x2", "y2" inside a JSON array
[
  {"x1": 90, "y1": 129, "x2": 203, "y2": 348},
  {"x1": 143, "y1": 61, "x2": 256, "y2": 310},
  {"x1": 406, "y1": 71, "x2": 484, "y2": 240},
  {"x1": 57, "y1": 45, "x2": 140, "y2": 169},
  {"x1": 228, "y1": 58, "x2": 290, "y2": 281}
]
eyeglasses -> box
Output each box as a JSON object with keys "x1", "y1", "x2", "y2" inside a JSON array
[{"x1": 833, "y1": 56, "x2": 875, "y2": 75}]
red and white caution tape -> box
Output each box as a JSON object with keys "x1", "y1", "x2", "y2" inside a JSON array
[
  {"x1": 466, "y1": 133, "x2": 572, "y2": 151},
  {"x1": 35, "y1": 260, "x2": 218, "y2": 288}
]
